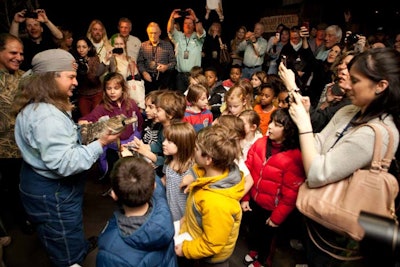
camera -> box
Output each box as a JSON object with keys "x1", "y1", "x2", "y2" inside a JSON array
[
  {"x1": 358, "y1": 211, "x2": 400, "y2": 262},
  {"x1": 112, "y1": 47, "x2": 124, "y2": 55},
  {"x1": 330, "y1": 82, "x2": 345, "y2": 96},
  {"x1": 25, "y1": 10, "x2": 38, "y2": 19},
  {"x1": 178, "y1": 10, "x2": 189, "y2": 17},
  {"x1": 346, "y1": 33, "x2": 359, "y2": 45},
  {"x1": 76, "y1": 57, "x2": 88, "y2": 75}
]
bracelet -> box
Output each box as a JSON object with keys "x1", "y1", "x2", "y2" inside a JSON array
[{"x1": 299, "y1": 131, "x2": 313, "y2": 135}]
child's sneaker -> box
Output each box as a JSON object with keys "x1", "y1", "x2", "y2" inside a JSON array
[
  {"x1": 248, "y1": 260, "x2": 265, "y2": 267},
  {"x1": 244, "y1": 250, "x2": 258, "y2": 264}
]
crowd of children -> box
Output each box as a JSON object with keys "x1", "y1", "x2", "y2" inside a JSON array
[
  {"x1": 86, "y1": 59, "x2": 310, "y2": 267},
  {"x1": 60, "y1": 48, "x2": 313, "y2": 266}
]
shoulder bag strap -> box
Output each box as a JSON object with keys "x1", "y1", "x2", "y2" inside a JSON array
[
  {"x1": 218, "y1": 37, "x2": 223, "y2": 47},
  {"x1": 364, "y1": 123, "x2": 385, "y2": 170},
  {"x1": 363, "y1": 122, "x2": 395, "y2": 171},
  {"x1": 374, "y1": 122, "x2": 395, "y2": 170},
  {"x1": 306, "y1": 221, "x2": 363, "y2": 261},
  {"x1": 373, "y1": 122, "x2": 400, "y2": 216},
  {"x1": 363, "y1": 123, "x2": 398, "y2": 219}
]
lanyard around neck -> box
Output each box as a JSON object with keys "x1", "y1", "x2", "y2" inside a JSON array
[
  {"x1": 184, "y1": 36, "x2": 190, "y2": 48},
  {"x1": 330, "y1": 111, "x2": 361, "y2": 149}
]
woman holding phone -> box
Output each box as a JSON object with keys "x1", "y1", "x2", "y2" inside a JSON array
[{"x1": 106, "y1": 35, "x2": 138, "y2": 81}]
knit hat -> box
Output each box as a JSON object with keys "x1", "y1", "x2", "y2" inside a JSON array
[{"x1": 31, "y1": 49, "x2": 76, "y2": 74}]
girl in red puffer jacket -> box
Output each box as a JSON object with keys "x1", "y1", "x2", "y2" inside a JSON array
[{"x1": 242, "y1": 108, "x2": 306, "y2": 267}]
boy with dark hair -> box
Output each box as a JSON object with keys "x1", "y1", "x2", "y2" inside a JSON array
[
  {"x1": 204, "y1": 66, "x2": 227, "y2": 119},
  {"x1": 96, "y1": 156, "x2": 178, "y2": 267}
]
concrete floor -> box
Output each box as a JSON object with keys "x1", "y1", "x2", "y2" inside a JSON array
[{"x1": 1, "y1": 167, "x2": 307, "y2": 267}]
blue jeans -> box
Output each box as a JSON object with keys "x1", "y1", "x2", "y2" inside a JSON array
[{"x1": 19, "y1": 162, "x2": 89, "y2": 267}]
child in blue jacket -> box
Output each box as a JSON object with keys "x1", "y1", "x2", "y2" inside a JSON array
[{"x1": 96, "y1": 156, "x2": 178, "y2": 267}]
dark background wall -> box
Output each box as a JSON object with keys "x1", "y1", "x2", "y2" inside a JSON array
[
  {"x1": 43, "y1": 0, "x2": 269, "y2": 41},
  {"x1": 3, "y1": 0, "x2": 400, "y2": 42}
]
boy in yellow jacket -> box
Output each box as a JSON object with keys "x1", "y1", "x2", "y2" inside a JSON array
[{"x1": 175, "y1": 124, "x2": 245, "y2": 266}]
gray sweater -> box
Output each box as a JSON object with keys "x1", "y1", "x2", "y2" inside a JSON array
[{"x1": 308, "y1": 105, "x2": 399, "y2": 188}]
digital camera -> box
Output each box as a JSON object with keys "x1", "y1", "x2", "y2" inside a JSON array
[
  {"x1": 77, "y1": 57, "x2": 88, "y2": 64},
  {"x1": 330, "y1": 82, "x2": 345, "y2": 96},
  {"x1": 178, "y1": 10, "x2": 189, "y2": 17},
  {"x1": 346, "y1": 33, "x2": 359, "y2": 45},
  {"x1": 76, "y1": 58, "x2": 88, "y2": 75},
  {"x1": 112, "y1": 47, "x2": 124, "y2": 55},
  {"x1": 25, "y1": 10, "x2": 38, "y2": 19}
]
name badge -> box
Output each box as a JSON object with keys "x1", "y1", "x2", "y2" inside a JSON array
[{"x1": 184, "y1": 50, "x2": 189, "y2": 59}]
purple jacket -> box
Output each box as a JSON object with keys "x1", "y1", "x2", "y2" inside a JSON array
[{"x1": 79, "y1": 98, "x2": 143, "y2": 141}]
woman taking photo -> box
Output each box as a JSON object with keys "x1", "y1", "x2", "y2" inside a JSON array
[{"x1": 278, "y1": 47, "x2": 400, "y2": 266}]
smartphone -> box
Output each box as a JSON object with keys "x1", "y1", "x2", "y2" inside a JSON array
[
  {"x1": 112, "y1": 47, "x2": 124, "y2": 55},
  {"x1": 281, "y1": 55, "x2": 287, "y2": 67},
  {"x1": 302, "y1": 21, "x2": 310, "y2": 31}
]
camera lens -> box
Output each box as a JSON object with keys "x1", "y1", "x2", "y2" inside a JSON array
[
  {"x1": 346, "y1": 34, "x2": 359, "y2": 45},
  {"x1": 358, "y1": 211, "x2": 400, "y2": 262},
  {"x1": 77, "y1": 58, "x2": 88, "y2": 75},
  {"x1": 331, "y1": 83, "x2": 345, "y2": 96}
]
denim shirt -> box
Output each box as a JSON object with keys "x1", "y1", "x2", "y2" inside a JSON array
[{"x1": 15, "y1": 103, "x2": 103, "y2": 179}]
